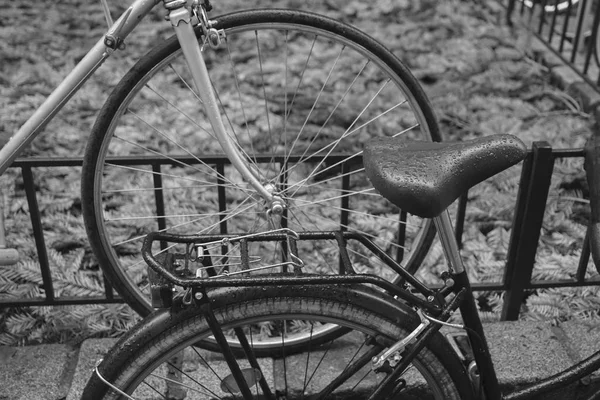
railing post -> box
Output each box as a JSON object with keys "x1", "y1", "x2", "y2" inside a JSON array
[
  {"x1": 22, "y1": 166, "x2": 54, "y2": 302},
  {"x1": 152, "y1": 163, "x2": 167, "y2": 252},
  {"x1": 501, "y1": 141, "x2": 554, "y2": 321},
  {"x1": 454, "y1": 192, "x2": 468, "y2": 249},
  {"x1": 216, "y1": 163, "x2": 229, "y2": 259},
  {"x1": 152, "y1": 163, "x2": 166, "y2": 233},
  {"x1": 506, "y1": 0, "x2": 516, "y2": 25}
]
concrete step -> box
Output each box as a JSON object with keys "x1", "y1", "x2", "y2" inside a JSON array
[
  {"x1": 0, "y1": 343, "x2": 79, "y2": 400},
  {"x1": 3, "y1": 319, "x2": 599, "y2": 399}
]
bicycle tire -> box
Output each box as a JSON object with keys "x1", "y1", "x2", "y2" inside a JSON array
[
  {"x1": 82, "y1": 284, "x2": 472, "y2": 399},
  {"x1": 82, "y1": 9, "x2": 438, "y2": 316}
]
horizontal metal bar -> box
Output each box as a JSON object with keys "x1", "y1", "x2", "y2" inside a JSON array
[
  {"x1": 0, "y1": 296, "x2": 124, "y2": 308},
  {"x1": 469, "y1": 278, "x2": 600, "y2": 292},
  {"x1": 7, "y1": 147, "x2": 584, "y2": 168},
  {"x1": 10, "y1": 153, "x2": 359, "y2": 168}
]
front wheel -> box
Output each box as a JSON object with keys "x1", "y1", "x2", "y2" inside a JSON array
[
  {"x1": 83, "y1": 10, "x2": 438, "y2": 316},
  {"x1": 82, "y1": 286, "x2": 471, "y2": 399}
]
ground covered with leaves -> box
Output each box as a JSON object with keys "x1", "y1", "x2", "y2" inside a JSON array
[{"x1": 0, "y1": 0, "x2": 597, "y2": 345}]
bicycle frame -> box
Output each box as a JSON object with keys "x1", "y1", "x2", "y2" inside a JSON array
[
  {"x1": 0, "y1": 0, "x2": 155, "y2": 175},
  {"x1": 0, "y1": 0, "x2": 278, "y2": 207},
  {"x1": 434, "y1": 210, "x2": 600, "y2": 400}
]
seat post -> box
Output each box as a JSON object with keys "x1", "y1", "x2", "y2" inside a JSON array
[{"x1": 432, "y1": 211, "x2": 465, "y2": 274}]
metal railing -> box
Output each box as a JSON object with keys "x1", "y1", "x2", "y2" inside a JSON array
[
  {"x1": 2, "y1": 158, "x2": 121, "y2": 308},
  {"x1": 0, "y1": 145, "x2": 597, "y2": 321},
  {"x1": 456, "y1": 142, "x2": 598, "y2": 320},
  {"x1": 507, "y1": 0, "x2": 600, "y2": 89}
]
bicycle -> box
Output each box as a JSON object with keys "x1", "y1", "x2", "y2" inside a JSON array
[
  {"x1": 81, "y1": 131, "x2": 600, "y2": 399},
  {"x1": 1, "y1": 0, "x2": 441, "y2": 347}
]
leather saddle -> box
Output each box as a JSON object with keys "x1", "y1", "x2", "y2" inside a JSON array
[{"x1": 363, "y1": 134, "x2": 527, "y2": 218}]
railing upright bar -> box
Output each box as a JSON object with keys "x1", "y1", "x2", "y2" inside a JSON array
[
  {"x1": 103, "y1": 274, "x2": 116, "y2": 301},
  {"x1": 507, "y1": 0, "x2": 516, "y2": 25},
  {"x1": 455, "y1": 192, "x2": 468, "y2": 249},
  {"x1": 340, "y1": 162, "x2": 350, "y2": 273},
  {"x1": 592, "y1": 0, "x2": 600, "y2": 70},
  {"x1": 538, "y1": 0, "x2": 548, "y2": 34},
  {"x1": 571, "y1": 0, "x2": 588, "y2": 63},
  {"x1": 152, "y1": 163, "x2": 167, "y2": 232},
  {"x1": 396, "y1": 210, "x2": 407, "y2": 265},
  {"x1": 278, "y1": 162, "x2": 290, "y2": 272},
  {"x1": 577, "y1": 227, "x2": 591, "y2": 282},
  {"x1": 216, "y1": 163, "x2": 228, "y2": 235},
  {"x1": 151, "y1": 163, "x2": 168, "y2": 254},
  {"x1": 501, "y1": 150, "x2": 534, "y2": 295},
  {"x1": 583, "y1": 0, "x2": 600, "y2": 74},
  {"x1": 340, "y1": 161, "x2": 350, "y2": 232},
  {"x1": 549, "y1": 4, "x2": 559, "y2": 43},
  {"x1": 216, "y1": 163, "x2": 229, "y2": 261},
  {"x1": 559, "y1": 0, "x2": 573, "y2": 53},
  {"x1": 501, "y1": 142, "x2": 554, "y2": 321},
  {"x1": 21, "y1": 166, "x2": 54, "y2": 302}
]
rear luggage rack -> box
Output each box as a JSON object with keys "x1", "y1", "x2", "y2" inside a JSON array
[{"x1": 143, "y1": 229, "x2": 442, "y2": 312}]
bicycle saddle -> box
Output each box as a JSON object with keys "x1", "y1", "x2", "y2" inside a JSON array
[{"x1": 363, "y1": 134, "x2": 527, "y2": 218}]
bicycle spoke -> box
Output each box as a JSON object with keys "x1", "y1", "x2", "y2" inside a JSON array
[
  {"x1": 283, "y1": 31, "x2": 290, "y2": 167},
  {"x1": 289, "y1": 188, "x2": 377, "y2": 209},
  {"x1": 168, "y1": 62, "x2": 205, "y2": 106},
  {"x1": 284, "y1": 34, "x2": 318, "y2": 127},
  {"x1": 143, "y1": 382, "x2": 168, "y2": 399},
  {"x1": 301, "y1": 323, "x2": 315, "y2": 398},
  {"x1": 254, "y1": 30, "x2": 273, "y2": 158},
  {"x1": 281, "y1": 122, "x2": 420, "y2": 194},
  {"x1": 142, "y1": 83, "x2": 213, "y2": 138},
  {"x1": 103, "y1": 162, "x2": 259, "y2": 203},
  {"x1": 124, "y1": 110, "x2": 225, "y2": 176},
  {"x1": 296, "y1": 207, "x2": 412, "y2": 253},
  {"x1": 224, "y1": 36, "x2": 256, "y2": 161},
  {"x1": 110, "y1": 198, "x2": 257, "y2": 247},
  {"x1": 314, "y1": 338, "x2": 381, "y2": 398},
  {"x1": 288, "y1": 99, "x2": 407, "y2": 196},
  {"x1": 292, "y1": 59, "x2": 370, "y2": 170},
  {"x1": 303, "y1": 332, "x2": 336, "y2": 394},
  {"x1": 283, "y1": 44, "x2": 345, "y2": 168},
  {"x1": 285, "y1": 78, "x2": 394, "y2": 185},
  {"x1": 208, "y1": 72, "x2": 271, "y2": 185}
]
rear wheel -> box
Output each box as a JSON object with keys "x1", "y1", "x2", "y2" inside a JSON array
[{"x1": 83, "y1": 289, "x2": 469, "y2": 399}]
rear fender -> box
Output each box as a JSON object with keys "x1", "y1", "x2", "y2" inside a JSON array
[{"x1": 86, "y1": 283, "x2": 472, "y2": 398}]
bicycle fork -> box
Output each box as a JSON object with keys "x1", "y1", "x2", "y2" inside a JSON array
[{"x1": 163, "y1": 0, "x2": 286, "y2": 216}]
